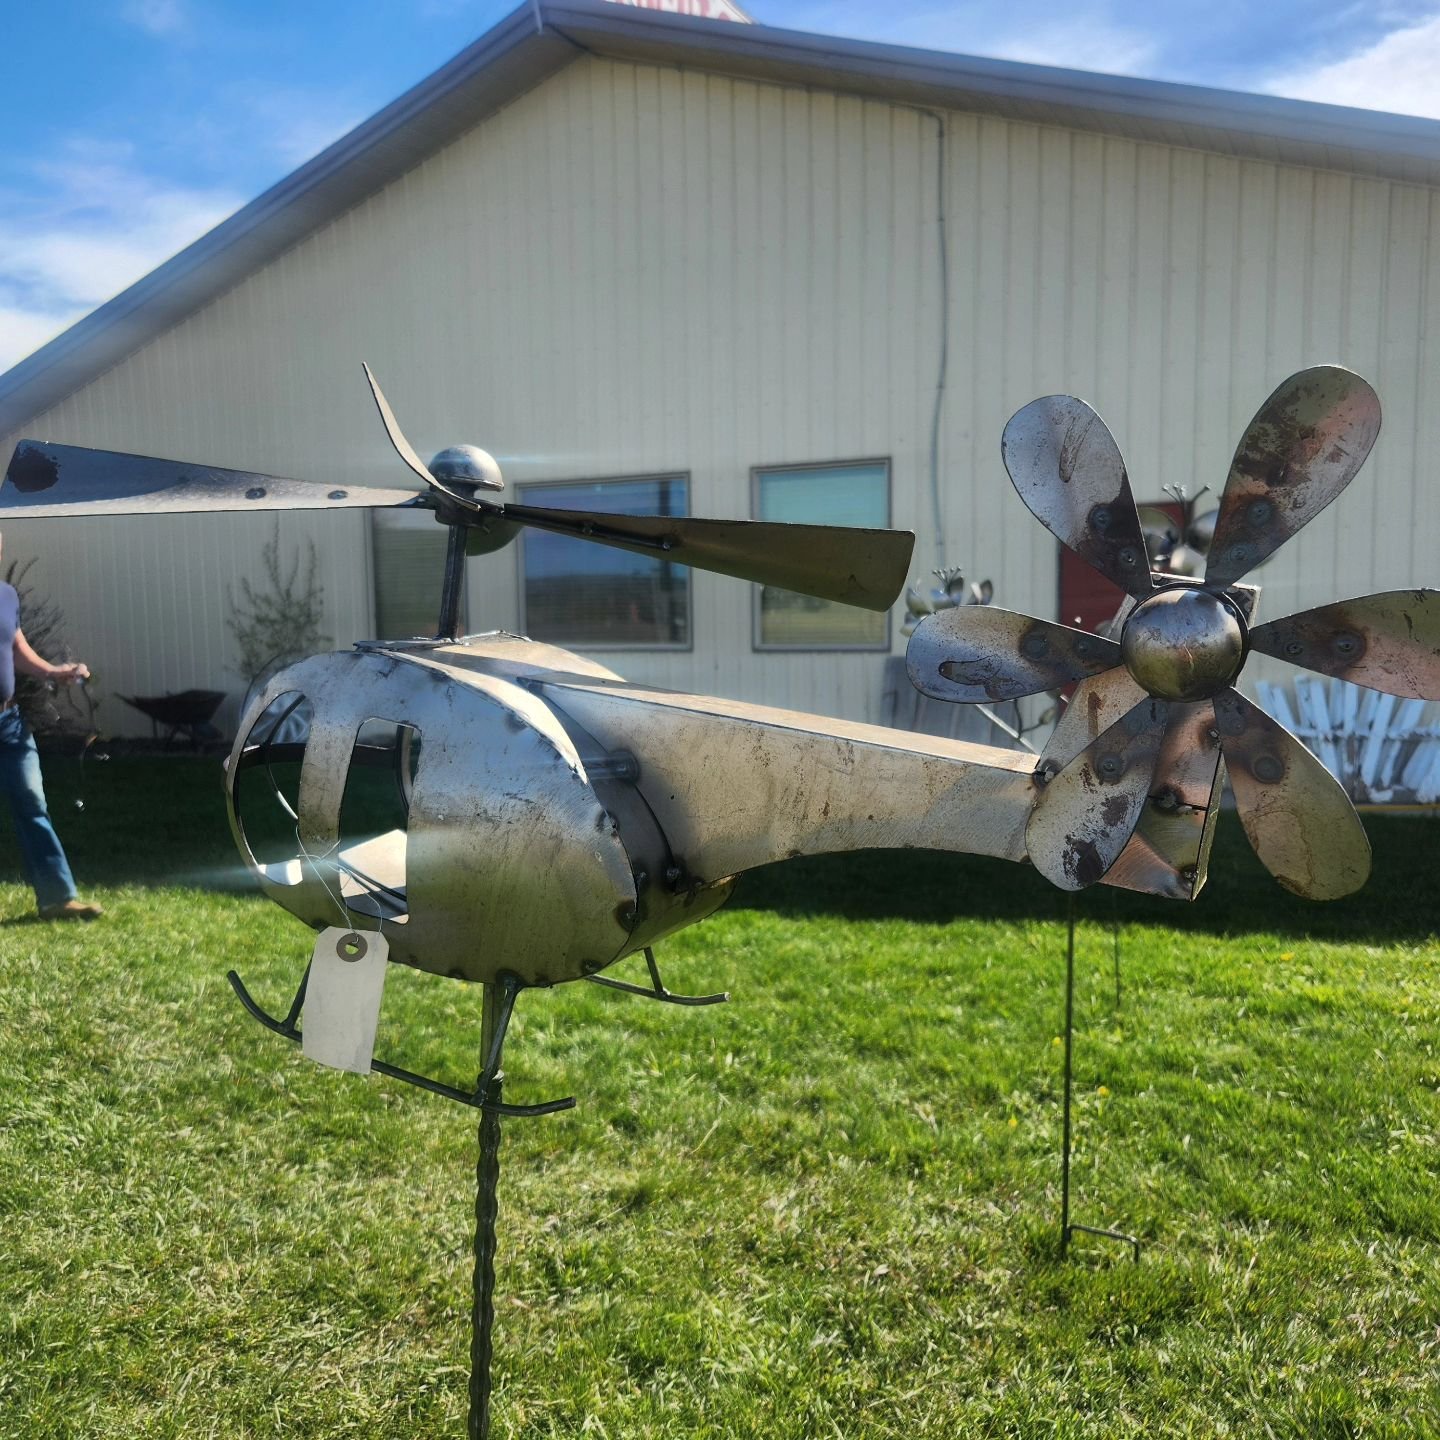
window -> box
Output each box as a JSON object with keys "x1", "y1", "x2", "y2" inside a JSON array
[
  {"x1": 752, "y1": 460, "x2": 890, "y2": 650},
  {"x1": 518, "y1": 475, "x2": 690, "y2": 648},
  {"x1": 372, "y1": 510, "x2": 459, "y2": 640}
]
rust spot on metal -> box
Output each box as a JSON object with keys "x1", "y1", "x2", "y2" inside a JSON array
[
  {"x1": 1101, "y1": 794, "x2": 1130, "y2": 827},
  {"x1": 1065, "y1": 837, "x2": 1107, "y2": 888}
]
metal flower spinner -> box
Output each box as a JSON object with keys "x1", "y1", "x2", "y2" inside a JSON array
[{"x1": 907, "y1": 366, "x2": 1440, "y2": 900}]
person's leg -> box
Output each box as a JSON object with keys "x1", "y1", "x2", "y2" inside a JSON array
[{"x1": 0, "y1": 707, "x2": 86, "y2": 914}]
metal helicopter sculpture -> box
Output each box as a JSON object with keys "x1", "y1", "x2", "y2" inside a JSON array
[{"x1": 6, "y1": 362, "x2": 1440, "y2": 1438}]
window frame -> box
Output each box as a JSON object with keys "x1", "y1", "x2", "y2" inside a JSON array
[
  {"x1": 515, "y1": 471, "x2": 694, "y2": 653},
  {"x1": 749, "y1": 456, "x2": 893, "y2": 654}
]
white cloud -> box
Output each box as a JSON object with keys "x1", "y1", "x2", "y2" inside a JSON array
[
  {"x1": 978, "y1": 18, "x2": 1158, "y2": 76},
  {"x1": 0, "y1": 305, "x2": 90, "y2": 373},
  {"x1": 229, "y1": 86, "x2": 365, "y2": 168},
  {"x1": 0, "y1": 144, "x2": 240, "y2": 373},
  {"x1": 1264, "y1": 10, "x2": 1440, "y2": 120},
  {"x1": 120, "y1": 0, "x2": 189, "y2": 38}
]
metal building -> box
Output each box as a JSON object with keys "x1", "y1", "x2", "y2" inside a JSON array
[{"x1": 4, "y1": 0, "x2": 1440, "y2": 738}]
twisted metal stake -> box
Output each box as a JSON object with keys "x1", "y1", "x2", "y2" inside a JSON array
[{"x1": 469, "y1": 983, "x2": 505, "y2": 1439}]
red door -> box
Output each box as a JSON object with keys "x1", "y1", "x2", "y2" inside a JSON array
[{"x1": 1056, "y1": 501, "x2": 1182, "y2": 631}]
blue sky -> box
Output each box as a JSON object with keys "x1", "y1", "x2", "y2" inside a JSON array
[{"x1": 6, "y1": 0, "x2": 1440, "y2": 373}]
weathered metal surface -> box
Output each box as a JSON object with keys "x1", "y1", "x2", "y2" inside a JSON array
[
  {"x1": 1205, "y1": 366, "x2": 1382, "y2": 586},
  {"x1": 1119, "y1": 587, "x2": 1246, "y2": 702},
  {"x1": 1039, "y1": 668, "x2": 1150, "y2": 776},
  {"x1": 1, "y1": 440, "x2": 422, "y2": 516},
  {"x1": 1002, "y1": 395, "x2": 1153, "y2": 597},
  {"x1": 906, "y1": 606, "x2": 1118, "y2": 703},
  {"x1": 1026, "y1": 696, "x2": 1170, "y2": 891},
  {"x1": 527, "y1": 668, "x2": 1039, "y2": 885},
  {"x1": 1074, "y1": 701, "x2": 1223, "y2": 901},
  {"x1": 227, "y1": 648, "x2": 639, "y2": 987},
  {"x1": 225, "y1": 631, "x2": 1121, "y2": 987},
  {"x1": 1212, "y1": 688, "x2": 1371, "y2": 899},
  {"x1": 1249, "y1": 589, "x2": 1440, "y2": 699}
]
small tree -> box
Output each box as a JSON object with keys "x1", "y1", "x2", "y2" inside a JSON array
[{"x1": 227, "y1": 526, "x2": 330, "y2": 685}]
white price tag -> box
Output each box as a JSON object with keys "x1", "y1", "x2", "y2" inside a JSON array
[{"x1": 302, "y1": 926, "x2": 390, "y2": 1075}]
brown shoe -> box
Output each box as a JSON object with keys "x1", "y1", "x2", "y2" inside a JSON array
[{"x1": 38, "y1": 899, "x2": 104, "y2": 922}]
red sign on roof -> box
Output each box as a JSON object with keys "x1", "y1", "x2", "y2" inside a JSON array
[{"x1": 604, "y1": 0, "x2": 753, "y2": 21}]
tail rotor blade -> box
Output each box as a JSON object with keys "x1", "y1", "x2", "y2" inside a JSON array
[
  {"x1": 1002, "y1": 395, "x2": 1153, "y2": 596},
  {"x1": 1250, "y1": 589, "x2": 1440, "y2": 700},
  {"x1": 1205, "y1": 367, "x2": 1381, "y2": 586},
  {"x1": 3, "y1": 440, "x2": 421, "y2": 517},
  {"x1": 1026, "y1": 695, "x2": 1170, "y2": 891},
  {"x1": 1212, "y1": 688, "x2": 1371, "y2": 899},
  {"x1": 503, "y1": 503, "x2": 914, "y2": 611},
  {"x1": 906, "y1": 606, "x2": 1119, "y2": 702}
]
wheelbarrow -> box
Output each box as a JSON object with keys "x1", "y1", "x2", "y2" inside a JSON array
[{"x1": 119, "y1": 689, "x2": 227, "y2": 749}]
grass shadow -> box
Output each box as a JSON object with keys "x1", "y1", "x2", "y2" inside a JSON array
[{"x1": 4, "y1": 756, "x2": 1437, "y2": 944}]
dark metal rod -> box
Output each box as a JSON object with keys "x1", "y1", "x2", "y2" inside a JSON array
[
  {"x1": 1060, "y1": 895, "x2": 1076, "y2": 1257},
  {"x1": 1113, "y1": 919, "x2": 1123, "y2": 1010},
  {"x1": 469, "y1": 984, "x2": 505, "y2": 1440},
  {"x1": 437, "y1": 521, "x2": 469, "y2": 640},
  {"x1": 583, "y1": 946, "x2": 729, "y2": 1006},
  {"x1": 1057, "y1": 903, "x2": 1141, "y2": 1265}
]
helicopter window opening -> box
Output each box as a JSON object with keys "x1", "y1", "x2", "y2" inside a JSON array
[
  {"x1": 373, "y1": 510, "x2": 464, "y2": 639},
  {"x1": 751, "y1": 460, "x2": 890, "y2": 651},
  {"x1": 335, "y1": 719, "x2": 419, "y2": 924},
  {"x1": 232, "y1": 691, "x2": 313, "y2": 886},
  {"x1": 517, "y1": 474, "x2": 690, "y2": 649}
]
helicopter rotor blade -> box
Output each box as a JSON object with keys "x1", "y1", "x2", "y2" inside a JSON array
[
  {"x1": 1025, "y1": 694, "x2": 1170, "y2": 891},
  {"x1": 362, "y1": 362, "x2": 447, "y2": 493},
  {"x1": 363, "y1": 363, "x2": 912, "y2": 607},
  {"x1": 2, "y1": 440, "x2": 422, "y2": 518},
  {"x1": 1205, "y1": 366, "x2": 1381, "y2": 587},
  {"x1": 906, "y1": 606, "x2": 1120, "y2": 702},
  {"x1": 1249, "y1": 589, "x2": 1440, "y2": 700},
  {"x1": 1212, "y1": 688, "x2": 1371, "y2": 899},
  {"x1": 1001, "y1": 394, "x2": 1153, "y2": 597},
  {"x1": 500, "y1": 502, "x2": 914, "y2": 611}
]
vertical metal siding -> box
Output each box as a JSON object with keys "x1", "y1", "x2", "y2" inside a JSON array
[{"x1": 3, "y1": 55, "x2": 1438, "y2": 734}]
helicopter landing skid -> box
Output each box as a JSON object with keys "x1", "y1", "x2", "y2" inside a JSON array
[
  {"x1": 585, "y1": 946, "x2": 729, "y2": 1006},
  {"x1": 225, "y1": 965, "x2": 576, "y2": 1119}
]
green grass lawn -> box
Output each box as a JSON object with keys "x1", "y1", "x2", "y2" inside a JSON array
[{"x1": 3, "y1": 757, "x2": 1440, "y2": 1437}]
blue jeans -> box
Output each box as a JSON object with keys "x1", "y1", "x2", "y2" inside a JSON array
[{"x1": 0, "y1": 706, "x2": 78, "y2": 909}]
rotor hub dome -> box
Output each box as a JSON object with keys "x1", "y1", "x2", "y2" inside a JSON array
[
  {"x1": 1121, "y1": 587, "x2": 1246, "y2": 702},
  {"x1": 429, "y1": 445, "x2": 504, "y2": 492}
]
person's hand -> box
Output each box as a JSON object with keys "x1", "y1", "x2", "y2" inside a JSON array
[{"x1": 52, "y1": 661, "x2": 90, "y2": 685}]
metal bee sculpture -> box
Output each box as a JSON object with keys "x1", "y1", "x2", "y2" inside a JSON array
[
  {"x1": 5, "y1": 362, "x2": 1436, "y2": 1437},
  {"x1": 907, "y1": 365, "x2": 1440, "y2": 901}
]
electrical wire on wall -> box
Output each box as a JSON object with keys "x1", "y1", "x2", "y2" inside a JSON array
[{"x1": 918, "y1": 109, "x2": 949, "y2": 572}]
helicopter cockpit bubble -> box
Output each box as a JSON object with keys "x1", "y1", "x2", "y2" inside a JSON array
[{"x1": 226, "y1": 646, "x2": 662, "y2": 987}]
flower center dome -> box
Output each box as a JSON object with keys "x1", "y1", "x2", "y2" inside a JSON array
[{"x1": 1120, "y1": 587, "x2": 1246, "y2": 702}]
